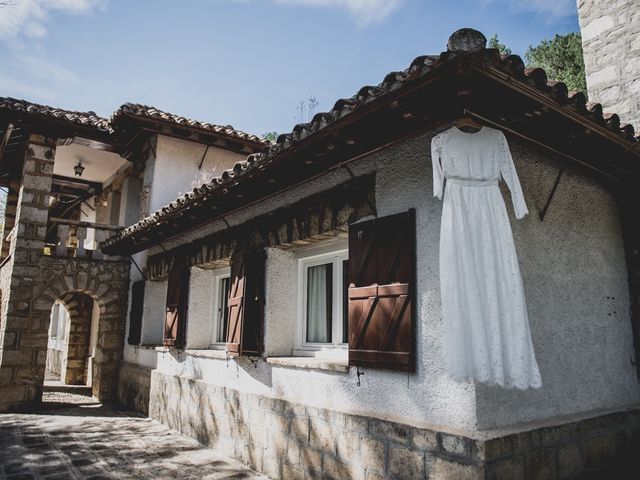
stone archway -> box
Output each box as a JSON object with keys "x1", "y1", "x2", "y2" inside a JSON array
[
  {"x1": 54, "y1": 292, "x2": 95, "y2": 386},
  {"x1": 33, "y1": 258, "x2": 130, "y2": 402}
]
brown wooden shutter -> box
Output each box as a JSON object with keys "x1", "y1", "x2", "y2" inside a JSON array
[
  {"x1": 348, "y1": 209, "x2": 416, "y2": 371},
  {"x1": 164, "y1": 267, "x2": 190, "y2": 347},
  {"x1": 127, "y1": 280, "x2": 145, "y2": 345},
  {"x1": 226, "y1": 249, "x2": 266, "y2": 356}
]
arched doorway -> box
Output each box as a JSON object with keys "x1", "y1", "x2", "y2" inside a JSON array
[{"x1": 45, "y1": 293, "x2": 99, "y2": 388}]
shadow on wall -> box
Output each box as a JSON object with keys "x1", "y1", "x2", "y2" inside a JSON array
[
  {"x1": 148, "y1": 365, "x2": 357, "y2": 480},
  {"x1": 163, "y1": 350, "x2": 274, "y2": 388}
]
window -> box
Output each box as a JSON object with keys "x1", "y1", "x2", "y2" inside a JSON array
[
  {"x1": 127, "y1": 281, "x2": 145, "y2": 345},
  {"x1": 296, "y1": 245, "x2": 348, "y2": 356},
  {"x1": 211, "y1": 267, "x2": 231, "y2": 347}
]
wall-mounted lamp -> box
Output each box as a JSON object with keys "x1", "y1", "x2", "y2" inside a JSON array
[{"x1": 73, "y1": 160, "x2": 85, "y2": 177}]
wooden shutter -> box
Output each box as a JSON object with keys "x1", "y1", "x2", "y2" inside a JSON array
[
  {"x1": 226, "y1": 249, "x2": 266, "y2": 356},
  {"x1": 164, "y1": 267, "x2": 190, "y2": 347},
  {"x1": 348, "y1": 209, "x2": 416, "y2": 371},
  {"x1": 127, "y1": 280, "x2": 145, "y2": 345}
]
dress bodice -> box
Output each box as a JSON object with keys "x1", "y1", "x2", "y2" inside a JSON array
[{"x1": 431, "y1": 126, "x2": 529, "y2": 219}]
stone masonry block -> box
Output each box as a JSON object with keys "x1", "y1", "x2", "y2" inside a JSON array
[
  {"x1": 0, "y1": 368, "x2": 13, "y2": 386},
  {"x1": 558, "y1": 444, "x2": 583, "y2": 479},
  {"x1": 360, "y1": 435, "x2": 386, "y2": 474},
  {"x1": 264, "y1": 409, "x2": 291, "y2": 434},
  {"x1": 583, "y1": 434, "x2": 617, "y2": 468},
  {"x1": 486, "y1": 458, "x2": 525, "y2": 480},
  {"x1": 388, "y1": 445, "x2": 424, "y2": 479},
  {"x1": 369, "y1": 418, "x2": 411, "y2": 445},
  {"x1": 282, "y1": 462, "x2": 307, "y2": 480},
  {"x1": 0, "y1": 349, "x2": 35, "y2": 366},
  {"x1": 412, "y1": 427, "x2": 438, "y2": 451},
  {"x1": 345, "y1": 413, "x2": 370, "y2": 434},
  {"x1": 430, "y1": 457, "x2": 483, "y2": 480},
  {"x1": 291, "y1": 416, "x2": 309, "y2": 443},
  {"x1": 322, "y1": 455, "x2": 352, "y2": 480},
  {"x1": 525, "y1": 449, "x2": 557, "y2": 480},
  {"x1": 336, "y1": 427, "x2": 359, "y2": 460},
  {"x1": 3, "y1": 331, "x2": 17, "y2": 347},
  {"x1": 299, "y1": 445, "x2": 322, "y2": 475},
  {"x1": 0, "y1": 388, "x2": 28, "y2": 407},
  {"x1": 286, "y1": 438, "x2": 302, "y2": 465},
  {"x1": 309, "y1": 417, "x2": 336, "y2": 452},
  {"x1": 440, "y1": 433, "x2": 471, "y2": 458}
]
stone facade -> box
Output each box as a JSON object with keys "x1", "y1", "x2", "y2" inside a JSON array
[
  {"x1": 0, "y1": 135, "x2": 131, "y2": 412},
  {"x1": 112, "y1": 368, "x2": 640, "y2": 479},
  {"x1": 117, "y1": 361, "x2": 152, "y2": 415},
  {"x1": 578, "y1": 0, "x2": 640, "y2": 129}
]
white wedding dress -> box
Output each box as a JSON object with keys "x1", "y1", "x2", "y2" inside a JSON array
[{"x1": 431, "y1": 125, "x2": 542, "y2": 389}]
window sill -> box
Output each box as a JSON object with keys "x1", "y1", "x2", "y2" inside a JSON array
[
  {"x1": 266, "y1": 356, "x2": 349, "y2": 373},
  {"x1": 183, "y1": 349, "x2": 228, "y2": 360}
]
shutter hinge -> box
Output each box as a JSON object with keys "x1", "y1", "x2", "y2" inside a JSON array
[{"x1": 356, "y1": 366, "x2": 365, "y2": 387}]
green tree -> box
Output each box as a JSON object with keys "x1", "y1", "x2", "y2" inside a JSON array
[
  {"x1": 488, "y1": 34, "x2": 512, "y2": 56},
  {"x1": 262, "y1": 131, "x2": 279, "y2": 142},
  {"x1": 525, "y1": 32, "x2": 587, "y2": 94}
]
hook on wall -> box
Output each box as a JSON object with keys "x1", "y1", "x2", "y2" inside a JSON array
[{"x1": 356, "y1": 366, "x2": 365, "y2": 387}]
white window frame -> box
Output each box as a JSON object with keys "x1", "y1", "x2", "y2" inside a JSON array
[
  {"x1": 294, "y1": 247, "x2": 348, "y2": 358},
  {"x1": 209, "y1": 267, "x2": 231, "y2": 349}
]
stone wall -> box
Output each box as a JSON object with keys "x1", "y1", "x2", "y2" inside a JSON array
[
  {"x1": 117, "y1": 361, "x2": 152, "y2": 415},
  {"x1": 578, "y1": 0, "x2": 640, "y2": 129},
  {"x1": 146, "y1": 370, "x2": 640, "y2": 480},
  {"x1": 0, "y1": 136, "x2": 131, "y2": 411}
]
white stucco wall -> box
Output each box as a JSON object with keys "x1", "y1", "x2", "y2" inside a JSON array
[
  {"x1": 147, "y1": 135, "x2": 246, "y2": 214},
  {"x1": 128, "y1": 129, "x2": 640, "y2": 434}
]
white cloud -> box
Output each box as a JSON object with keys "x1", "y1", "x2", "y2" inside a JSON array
[
  {"x1": 476, "y1": 0, "x2": 576, "y2": 22},
  {"x1": 272, "y1": 0, "x2": 404, "y2": 26},
  {"x1": 0, "y1": 0, "x2": 105, "y2": 39},
  {"x1": 0, "y1": 53, "x2": 78, "y2": 101}
]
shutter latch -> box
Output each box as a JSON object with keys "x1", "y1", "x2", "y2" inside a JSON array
[{"x1": 356, "y1": 366, "x2": 365, "y2": 387}]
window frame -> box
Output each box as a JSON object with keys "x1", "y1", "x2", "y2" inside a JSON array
[
  {"x1": 210, "y1": 266, "x2": 231, "y2": 349},
  {"x1": 295, "y1": 247, "x2": 349, "y2": 357}
]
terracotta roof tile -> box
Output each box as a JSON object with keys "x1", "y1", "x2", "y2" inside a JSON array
[
  {"x1": 101, "y1": 44, "x2": 640, "y2": 251},
  {"x1": 0, "y1": 97, "x2": 111, "y2": 133},
  {"x1": 111, "y1": 103, "x2": 268, "y2": 147}
]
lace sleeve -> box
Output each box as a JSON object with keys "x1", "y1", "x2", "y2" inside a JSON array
[
  {"x1": 431, "y1": 134, "x2": 444, "y2": 200},
  {"x1": 498, "y1": 131, "x2": 529, "y2": 219}
]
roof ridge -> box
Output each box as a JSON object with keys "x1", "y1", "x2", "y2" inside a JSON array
[{"x1": 111, "y1": 102, "x2": 268, "y2": 146}]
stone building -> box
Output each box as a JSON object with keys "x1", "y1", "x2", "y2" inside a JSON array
[
  {"x1": 1, "y1": 26, "x2": 639, "y2": 479},
  {"x1": 578, "y1": 0, "x2": 640, "y2": 129},
  {"x1": 0, "y1": 100, "x2": 265, "y2": 410},
  {"x1": 102, "y1": 29, "x2": 639, "y2": 479}
]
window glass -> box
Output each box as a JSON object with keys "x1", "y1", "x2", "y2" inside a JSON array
[
  {"x1": 217, "y1": 276, "x2": 230, "y2": 343},
  {"x1": 306, "y1": 263, "x2": 333, "y2": 343},
  {"x1": 342, "y1": 259, "x2": 349, "y2": 344}
]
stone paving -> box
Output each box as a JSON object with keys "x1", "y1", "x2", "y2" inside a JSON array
[{"x1": 0, "y1": 392, "x2": 268, "y2": 480}]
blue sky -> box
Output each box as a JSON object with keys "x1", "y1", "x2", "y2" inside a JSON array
[{"x1": 0, "y1": 0, "x2": 580, "y2": 136}]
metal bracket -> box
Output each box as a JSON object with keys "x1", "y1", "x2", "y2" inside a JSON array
[
  {"x1": 198, "y1": 145, "x2": 210, "y2": 170},
  {"x1": 129, "y1": 255, "x2": 147, "y2": 280},
  {"x1": 540, "y1": 164, "x2": 565, "y2": 222},
  {"x1": 341, "y1": 165, "x2": 377, "y2": 217},
  {"x1": 356, "y1": 366, "x2": 365, "y2": 387}
]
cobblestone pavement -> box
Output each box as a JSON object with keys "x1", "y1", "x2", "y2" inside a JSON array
[{"x1": 0, "y1": 392, "x2": 268, "y2": 480}]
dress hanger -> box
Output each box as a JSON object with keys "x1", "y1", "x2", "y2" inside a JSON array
[{"x1": 455, "y1": 114, "x2": 483, "y2": 132}]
